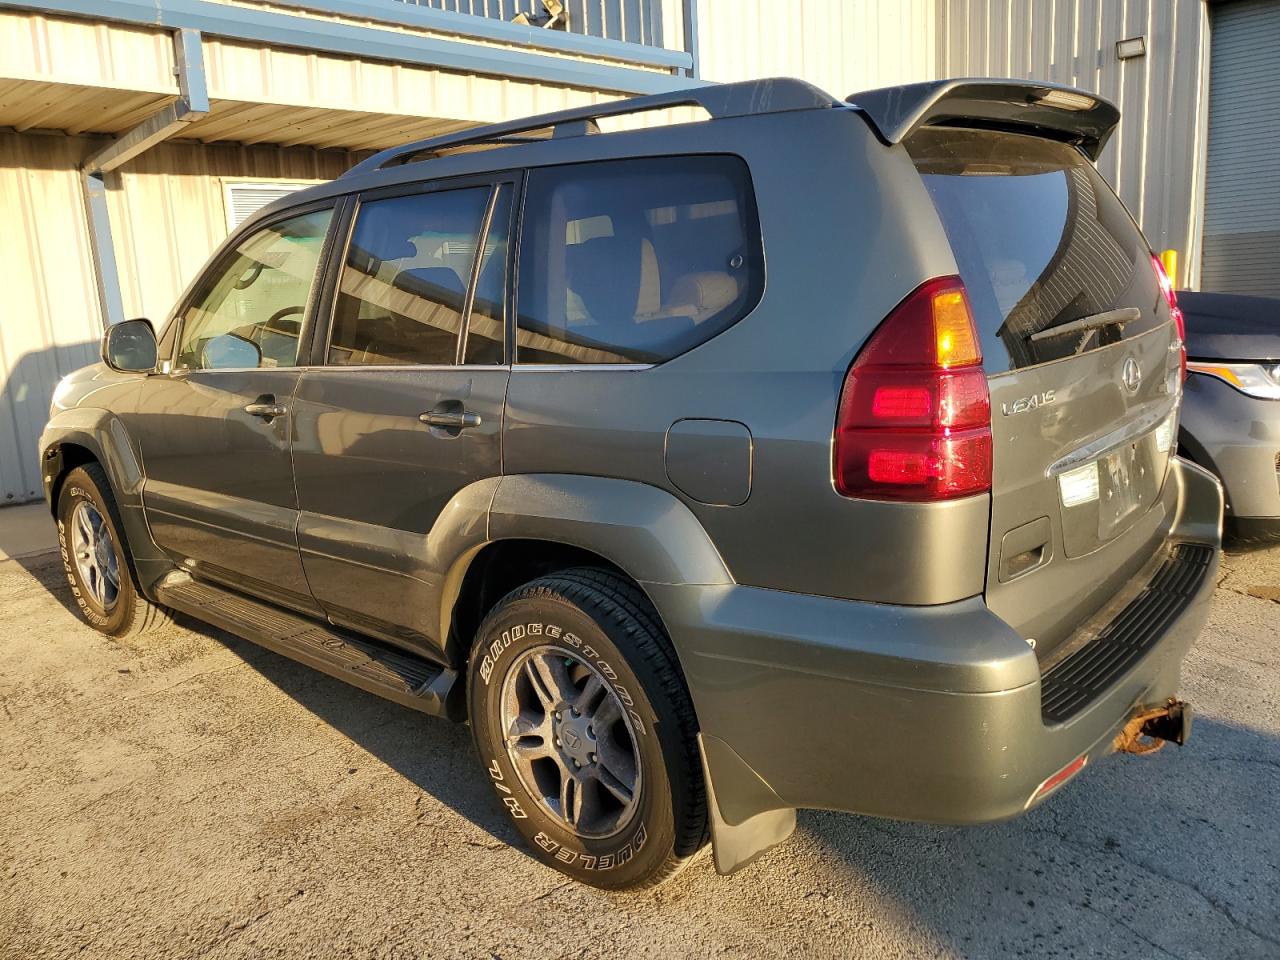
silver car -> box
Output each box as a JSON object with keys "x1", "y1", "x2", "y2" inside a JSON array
[{"x1": 1178, "y1": 291, "x2": 1280, "y2": 543}]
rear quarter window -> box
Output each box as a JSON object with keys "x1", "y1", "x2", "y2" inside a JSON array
[
  {"x1": 907, "y1": 128, "x2": 1162, "y2": 372},
  {"x1": 515, "y1": 155, "x2": 763, "y2": 365}
]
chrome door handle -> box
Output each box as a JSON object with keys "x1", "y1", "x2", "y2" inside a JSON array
[
  {"x1": 244, "y1": 402, "x2": 287, "y2": 419},
  {"x1": 418, "y1": 410, "x2": 482, "y2": 429}
]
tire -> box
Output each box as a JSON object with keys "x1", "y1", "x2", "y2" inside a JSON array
[
  {"x1": 56, "y1": 464, "x2": 172, "y2": 638},
  {"x1": 468, "y1": 567, "x2": 707, "y2": 889}
]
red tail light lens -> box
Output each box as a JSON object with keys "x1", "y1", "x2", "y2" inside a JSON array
[
  {"x1": 1151, "y1": 254, "x2": 1186, "y2": 382},
  {"x1": 834, "y1": 277, "x2": 992, "y2": 501}
]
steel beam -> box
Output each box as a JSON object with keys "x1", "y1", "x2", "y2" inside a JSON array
[
  {"x1": 80, "y1": 29, "x2": 208, "y2": 325},
  {"x1": 0, "y1": 0, "x2": 697, "y2": 95},
  {"x1": 82, "y1": 29, "x2": 209, "y2": 173},
  {"x1": 681, "y1": 0, "x2": 699, "y2": 79},
  {"x1": 81, "y1": 171, "x2": 126, "y2": 326}
]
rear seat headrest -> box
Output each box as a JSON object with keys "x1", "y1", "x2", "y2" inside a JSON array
[{"x1": 658, "y1": 272, "x2": 741, "y2": 324}]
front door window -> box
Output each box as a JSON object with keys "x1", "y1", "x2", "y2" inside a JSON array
[{"x1": 175, "y1": 208, "x2": 334, "y2": 371}]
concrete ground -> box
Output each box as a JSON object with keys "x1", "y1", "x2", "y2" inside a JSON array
[
  {"x1": 0, "y1": 502, "x2": 58, "y2": 562},
  {"x1": 0, "y1": 539, "x2": 1277, "y2": 960}
]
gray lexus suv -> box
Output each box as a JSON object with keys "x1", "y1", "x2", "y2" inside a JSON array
[{"x1": 40, "y1": 77, "x2": 1223, "y2": 889}]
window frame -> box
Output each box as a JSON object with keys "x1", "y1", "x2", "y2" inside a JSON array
[
  {"x1": 166, "y1": 198, "x2": 342, "y2": 377},
  {"x1": 312, "y1": 171, "x2": 521, "y2": 370},
  {"x1": 509, "y1": 152, "x2": 765, "y2": 369}
]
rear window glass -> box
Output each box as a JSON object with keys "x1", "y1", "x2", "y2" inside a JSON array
[
  {"x1": 515, "y1": 155, "x2": 763, "y2": 364},
  {"x1": 907, "y1": 128, "x2": 1161, "y2": 372}
]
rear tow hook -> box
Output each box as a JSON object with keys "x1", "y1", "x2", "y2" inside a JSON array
[{"x1": 1114, "y1": 698, "x2": 1193, "y2": 755}]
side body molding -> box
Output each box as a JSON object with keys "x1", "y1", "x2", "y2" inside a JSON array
[{"x1": 39, "y1": 406, "x2": 174, "y2": 594}]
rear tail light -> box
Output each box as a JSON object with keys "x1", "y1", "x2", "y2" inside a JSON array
[
  {"x1": 834, "y1": 277, "x2": 992, "y2": 501},
  {"x1": 1151, "y1": 253, "x2": 1186, "y2": 383}
]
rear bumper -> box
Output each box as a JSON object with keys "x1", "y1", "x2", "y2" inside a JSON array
[{"x1": 649, "y1": 458, "x2": 1222, "y2": 838}]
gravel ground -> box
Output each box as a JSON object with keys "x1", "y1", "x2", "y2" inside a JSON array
[{"x1": 1, "y1": 544, "x2": 1277, "y2": 960}]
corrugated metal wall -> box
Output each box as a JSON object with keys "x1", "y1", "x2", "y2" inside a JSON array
[
  {"x1": 0, "y1": 133, "x2": 359, "y2": 503},
  {"x1": 694, "y1": 0, "x2": 937, "y2": 96},
  {"x1": 0, "y1": 133, "x2": 103, "y2": 504},
  {"x1": 936, "y1": 0, "x2": 1211, "y2": 287},
  {"x1": 398, "y1": 0, "x2": 665, "y2": 47},
  {"x1": 109, "y1": 140, "x2": 357, "y2": 323},
  {"x1": 1200, "y1": 0, "x2": 1280, "y2": 295}
]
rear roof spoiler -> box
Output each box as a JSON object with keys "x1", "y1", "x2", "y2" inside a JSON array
[{"x1": 847, "y1": 78, "x2": 1121, "y2": 160}]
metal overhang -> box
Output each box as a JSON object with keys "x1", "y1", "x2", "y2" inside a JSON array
[{"x1": 0, "y1": 0, "x2": 699, "y2": 95}]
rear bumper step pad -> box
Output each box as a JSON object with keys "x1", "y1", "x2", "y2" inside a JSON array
[{"x1": 1040, "y1": 543, "x2": 1214, "y2": 724}]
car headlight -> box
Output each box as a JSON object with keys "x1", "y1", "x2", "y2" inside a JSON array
[{"x1": 1186, "y1": 361, "x2": 1280, "y2": 400}]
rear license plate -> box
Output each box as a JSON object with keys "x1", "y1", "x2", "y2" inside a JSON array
[{"x1": 1099, "y1": 442, "x2": 1144, "y2": 535}]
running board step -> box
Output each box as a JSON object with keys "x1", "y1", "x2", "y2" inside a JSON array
[{"x1": 155, "y1": 574, "x2": 458, "y2": 718}]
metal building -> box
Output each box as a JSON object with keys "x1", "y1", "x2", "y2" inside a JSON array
[
  {"x1": 0, "y1": 0, "x2": 699, "y2": 504},
  {"x1": 696, "y1": 0, "x2": 1274, "y2": 291},
  {"x1": 1200, "y1": 0, "x2": 1280, "y2": 294},
  {"x1": 0, "y1": 0, "x2": 1273, "y2": 504}
]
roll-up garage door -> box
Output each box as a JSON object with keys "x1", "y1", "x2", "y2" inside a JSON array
[{"x1": 1201, "y1": 0, "x2": 1280, "y2": 294}]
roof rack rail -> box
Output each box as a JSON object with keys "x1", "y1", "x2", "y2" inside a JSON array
[{"x1": 342, "y1": 77, "x2": 839, "y2": 178}]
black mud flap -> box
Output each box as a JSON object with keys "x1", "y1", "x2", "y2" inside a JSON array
[{"x1": 698, "y1": 734, "x2": 796, "y2": 875}]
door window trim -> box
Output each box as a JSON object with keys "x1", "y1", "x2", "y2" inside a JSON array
[
  {"x1": 315, "y1": 171, "x2": 521, "y2": 369},
  {"x1": 166, "y1": 198, "x2": 343, "y2": 377}
]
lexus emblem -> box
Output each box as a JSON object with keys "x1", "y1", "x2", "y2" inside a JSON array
[{"x1": 1121, "y1": 357, "x2": 1142, "y2": 394}]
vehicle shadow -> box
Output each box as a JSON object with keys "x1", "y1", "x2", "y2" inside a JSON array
[
  {"x1": 791, "y1": 714, "x2": 1280, "y2": 958},
  {"x1": 167, "y1": 603, "x2": 1280, "y2": 958},
  {"x1": 0, "y1": 341, "x2": 99, "y2": 508},
  {"x1": 175, "y1": 610, "x2": 524, "y2": 852}
]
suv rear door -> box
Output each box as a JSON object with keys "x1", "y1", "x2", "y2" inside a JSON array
[
  {"x1": 289, "y1": 175, "x2": 515, "y2": 656},
  {"x1": 905, "y1": 127, "x2": 1182, "y2": 663}
]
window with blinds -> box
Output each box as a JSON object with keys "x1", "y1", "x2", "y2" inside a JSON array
[{"x1": 222, "y1": 181, "x2": 317, "y2": 231}]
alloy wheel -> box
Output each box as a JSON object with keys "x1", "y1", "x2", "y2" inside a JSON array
[{"x1": 500, "y1": 645, "x2": 642, "y2": 839}]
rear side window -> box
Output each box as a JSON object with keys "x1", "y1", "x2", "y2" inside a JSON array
[
  {"x1": 329, "y1": 187, "x2": 490, "y2": 366},
  {"x1": 516, "y1": 155, "x2": 763, "y2": 364},
  {"x1": 907, "y1": 128, "x2": 1161, "y2": 372}
]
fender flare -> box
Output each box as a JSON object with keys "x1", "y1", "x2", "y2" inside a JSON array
[
  {"x1": 486, "y1": 473, "x2": 733, "y2": 587},
  {"x1": 40, "y1": 407, "x2": 173, "y2": 592},
  {"x1": 435, "y1": 473, "x2": 733, "y2": 656}
]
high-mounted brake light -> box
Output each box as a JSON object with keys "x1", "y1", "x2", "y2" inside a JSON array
[
  {"x1": 834, "y1": 277, "x2": 992, "y2": 501},
  {"x1": 1151, "y1": 254, "x2": 1186, "y2": 383}
]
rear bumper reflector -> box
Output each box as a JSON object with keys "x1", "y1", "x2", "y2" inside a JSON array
[{"x1": 1026, "y1": 753, "x2": 1087, "y2": 808}]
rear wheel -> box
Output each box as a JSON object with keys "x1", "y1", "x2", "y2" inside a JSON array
[
  {"x1": 56, "y1": 464, "x2": 171, "y2": 638},
  {"x1": 468, "y1": 568, "x2": 706, "y2": 889}
]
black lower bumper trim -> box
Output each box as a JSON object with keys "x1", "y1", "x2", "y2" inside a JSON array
[{"x1": 1041, "y1": 544, "x2": 1215, "y2": 724}]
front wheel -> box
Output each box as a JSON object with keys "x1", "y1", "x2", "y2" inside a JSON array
[
  {"x1": 468, "y1": 568, "x2": 707, "y2": 889},
  {"x1": 56, "y1": 464, "x2": 171, "y2": 638}
]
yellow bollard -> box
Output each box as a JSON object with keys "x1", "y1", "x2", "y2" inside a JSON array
[{"x1": 1159, "y1": 249, "x2": 1179, "y2": 288}]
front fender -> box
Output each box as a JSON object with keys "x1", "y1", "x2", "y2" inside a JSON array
[
  {"x1": 39, "y1": 406, "x2": 172, "y2": 593},
  {"x1": 40, "y1": 407, "x2": 144, "y2": 507}
]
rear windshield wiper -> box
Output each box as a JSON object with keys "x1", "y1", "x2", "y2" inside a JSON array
[{"x1": 1028, "y1": 307, "x2": 1142, "y2": 345}]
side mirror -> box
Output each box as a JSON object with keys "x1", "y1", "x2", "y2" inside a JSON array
[
  {"x1": 200, "y1": 333, "x2": 262, "y2": 370},
  {"x1": 102, "y1": 318, "x2": 158, "y2": 373}
]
